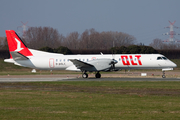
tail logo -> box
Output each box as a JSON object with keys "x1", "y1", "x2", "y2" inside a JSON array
[{"x1": 14, "y1": 38, "x2": 24, "y2": 52}]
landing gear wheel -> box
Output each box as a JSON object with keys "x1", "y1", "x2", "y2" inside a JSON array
[
  {"x1": 162, "y1": 75, "x2": 166, "y2": 78},
  {"x1": 82, "y1": 73, "x2": 88, "y2": 78},
  {"x1": 162, "y1": 71, "x2": 166, "y2": 78},
  {"x1": 95, "y1": 72, "x2": 101, "y2": 78}
]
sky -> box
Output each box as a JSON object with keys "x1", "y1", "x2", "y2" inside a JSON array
[{"x1": 0, "y1": 0, "x2": 180, "y2": 45}]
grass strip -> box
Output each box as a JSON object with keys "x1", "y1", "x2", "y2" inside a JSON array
[{"x1": 0, "y1": 81, "x2": 180, "y2": 120}]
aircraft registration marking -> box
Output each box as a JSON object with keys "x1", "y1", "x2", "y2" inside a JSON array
[{"x1": 56, "y1": 63, "x2": 66, "y2": 65}]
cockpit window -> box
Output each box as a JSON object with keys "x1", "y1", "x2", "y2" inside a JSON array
[
  {"x1": 157, "y1": 57, "x2": 162, "y2": 60},
  {"x1": 157, "y1": 56, "x2": 168, "y2": 60},
  {"x1": 162, "y1": 57, "x2": 167, "y2": 60}
]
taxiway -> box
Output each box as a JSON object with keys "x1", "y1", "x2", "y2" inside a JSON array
[{"x1": 0, "y1": 75, "x2": 179, "y2": 82}]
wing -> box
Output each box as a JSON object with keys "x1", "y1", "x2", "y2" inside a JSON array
[
  {"x1": 67, "y1": 59, "x2": 113, "y2": 72},
  {"x1": 69, "y1": 59, "x2": 94, "y2": 69}
]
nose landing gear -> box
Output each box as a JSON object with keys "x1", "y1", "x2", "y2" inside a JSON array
[
  {"x1": 82, "y1": 72, "x2": 88, "y2": 78},
  {"x1": 162, "y1": 71, "x2": 166, "y2": 78}
]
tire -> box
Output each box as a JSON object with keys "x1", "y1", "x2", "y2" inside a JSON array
[
  {"x1": 95, "y1": 73, "x2": 101, "y2": 78},
  {"x1": 82, "y1": 73, "x2": 88, "y2": 78},
  {"x1": 162, "y1": 75, "x2": 166, "y2": 78}
]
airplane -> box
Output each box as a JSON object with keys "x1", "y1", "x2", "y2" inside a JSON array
[{"x1": 4, "y1": 30, "x2": 177, "y2": 78}]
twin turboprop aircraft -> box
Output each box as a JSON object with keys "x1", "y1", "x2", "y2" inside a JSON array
[{"x1": 4, "y1": 30, "x2": 177, "y2": 78}]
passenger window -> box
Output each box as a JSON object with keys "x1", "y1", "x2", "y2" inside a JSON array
[
  {"x1": 119, "y1": 58, "x2": 121, "y2": 61},
  {"x1": 87, "y1": 59, "x2": 89, "y2": 61},
  {"x1": 157, "y1": 57, "x2": 162, "y2": 60},
  {"x1": 64, "y1": 59, "x2": 65, "y2": 62}
]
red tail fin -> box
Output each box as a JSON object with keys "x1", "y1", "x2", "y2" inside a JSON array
[{"x1": 5, "y1": 30, "x2": 33, "y2": 58}]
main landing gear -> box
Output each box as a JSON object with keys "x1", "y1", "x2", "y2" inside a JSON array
[
  {"x1": 82, "y1": 72, "x2": 101, "y2": 78},
  {"x1": 162, "y1": 71, "x2": 166, "y2": 78},
  {"x1": 95, "y1": 72, "x2": 101, "y2": 78}
]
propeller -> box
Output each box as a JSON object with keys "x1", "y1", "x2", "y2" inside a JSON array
[
  {"x1": 110, "y1": 59, "x2": 118, "y2": 71},
  {"x1": 110, "y1": 42, "x2": 118, "y2": 71}
]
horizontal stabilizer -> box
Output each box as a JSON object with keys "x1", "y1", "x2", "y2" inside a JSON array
[{"x1": 10, "y1": 51, "x2": 29, "y2": 60}]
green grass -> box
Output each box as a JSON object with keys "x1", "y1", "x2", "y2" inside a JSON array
[{"x1": 0, "y1": 81, "x2": 180, "y2": 120}]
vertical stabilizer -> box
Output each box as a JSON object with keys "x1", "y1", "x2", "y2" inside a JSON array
[{"x1": 5, "y1": 30, "x2": 33, "y2": 59}]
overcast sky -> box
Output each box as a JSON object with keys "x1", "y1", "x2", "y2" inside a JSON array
[{"x1": 1, "y1": 0, "x2": 180, "y2": 45}]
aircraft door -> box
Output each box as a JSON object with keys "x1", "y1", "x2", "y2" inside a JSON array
[{"x1": 49, "y1": 58, "x2": 55, "y2": 68}]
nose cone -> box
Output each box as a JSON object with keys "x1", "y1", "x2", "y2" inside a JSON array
[
  {"x1": 169, "y1": 60, "x2": 177, "y2": 68},
  {"x1": 172, "y1": 62, "x2": 177, "y2": 68}
]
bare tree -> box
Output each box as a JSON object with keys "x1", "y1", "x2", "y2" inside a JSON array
[
  {"x1": 24, "y1": 27, "x2": 62, "y2": 49},
  {"x1": 99, "y1": 31, "x2": 113, "y2": 49},
  {"x1": 149, "y1": 38, "x2": 164, "y2": 49},
  {"x1": 24, "y1": 27, "x2": 136, "y2": 50},
  {"x1": 88, "y1": 28, "x2": 100, "y2": 49},
  {"x1": 163, "y1": 43, "x2": 179, "y2": 50},
  {"x1": 79, "y1": 29, "x2": 90, "y2": 49},
  {"x1": 112, "y1": 32, "x2": 135, "y2": 47},
  {"x1": 149, "y1": 38, "x2": 180, "y2": 50},
  {"x1": 78, "y1": 29, "x2": 136, "y2": 50},
  {"x1": 64, "y1": 32, "x2": 80, "y2": 49},
  {"x1": 0, "y1": 37, "x2": 8, "y2": 50}
]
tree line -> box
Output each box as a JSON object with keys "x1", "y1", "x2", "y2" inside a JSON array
[
  {"x1": 149, "y1": 38, "x2": 180, "y2": 50},
  {"x1": 23, "y1": 27, "x2": 180, "y2": 50},
  {"x1": 1, "y1": 26, "x2": 180, "y2": 50},
  {"x1": 0, "y1": 26, "x2": 180, "y2": 59},
  {"x1": 39, "y1": 45, "x2": 158, "y2": 55},
  {"x1": 23, "y1": 27, "x2": 136, "y2": 50}
]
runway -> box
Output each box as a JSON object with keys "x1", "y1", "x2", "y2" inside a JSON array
[
  {"x1": 0, "y1": 75, "x2": 180, "y2": 82},
  {"x1": 69, "y1": 77, "x2": 180, "y2": 82}
]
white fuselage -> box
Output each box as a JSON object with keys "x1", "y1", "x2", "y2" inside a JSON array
[{"x1": 5, "y1": 49, "x2": 176, "y2": 72}]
